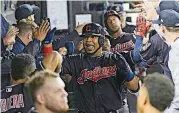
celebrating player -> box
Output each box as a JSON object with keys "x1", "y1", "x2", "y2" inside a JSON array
[{"x1": 62, "y1": 22, "x2": 140, "y2": 113}]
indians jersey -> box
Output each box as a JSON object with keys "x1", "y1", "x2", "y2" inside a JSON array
[
  {"x1": 109, "y1": 32, "x2": 135, "y2": 53},
  {"x1": 62, "y1": 52, "x2": 134, "y2": 113},
  {"x1": 108, "y1": 32, "x2": 136, "y2": 72},
  {"x1": 1, "y1": 83, "x2": 33, "y2": 113},
  {"x1": 136, "y1": 33, "x2": 172, "y2": 79}
]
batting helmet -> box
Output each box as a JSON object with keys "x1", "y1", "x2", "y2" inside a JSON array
[
  {"x1": 104, "y1": 10, "x2": 121, "y2": 31},
  {"x1": 82, "y1": 23, "x2": 104, "y2": 47},
  {"x1": 107, "y1": 5, "x2": 125, "y2": 14}
]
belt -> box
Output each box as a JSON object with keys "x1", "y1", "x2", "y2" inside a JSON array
[{"x1": 78, "y1": 109, "x2": 121, "y2": 113}]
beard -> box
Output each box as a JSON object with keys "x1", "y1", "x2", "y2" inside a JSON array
[
  {"x1": 46, "y1": 103, "x2": 69, "y2": 113},
  {"x1": 111, "y1": 25, "x2": 120, "y2": 32},
  {"x1": 108, "y1": 27, "x2": 120, "y2": 35},
  {"x1": 108, "y1": 23, "x2": 122, "y2": 35}
]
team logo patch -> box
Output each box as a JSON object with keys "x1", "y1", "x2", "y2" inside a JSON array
[
  {"x1": 77, "y1": 65, "x2": 117, "y2": 84},
  {"x1": 85, "y1": 25, "x2": 91, "y2": 32},
  {"x1": 6, "y1": 87, "x2": 12, "y2": 93}
]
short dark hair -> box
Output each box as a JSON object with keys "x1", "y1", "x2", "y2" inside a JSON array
[
  {"x1": 144, "y1": 73, "x2": 174, "y2": 111},
  {"x1": 16, "y1": 20, "x2": 37, "y2": 36},
  {"x1": 165, "y1": 26, "x2": 179, "y2": 32},
  {"x1": 11, "y1": 53, "x2": 36, "y2": 81}
]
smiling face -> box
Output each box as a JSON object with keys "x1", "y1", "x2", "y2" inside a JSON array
[{"x1": 83, "y1": 35, "x2": 101, "y2": 54}]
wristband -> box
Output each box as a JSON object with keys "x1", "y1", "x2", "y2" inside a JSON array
[
  {"x1": 125, "y1": 72, "x2": 135, "y2": 82},
  {"x1": 43, "y1": 45, "x2": 53, "y2": 56}
]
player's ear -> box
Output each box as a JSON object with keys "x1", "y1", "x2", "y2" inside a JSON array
[
  {"x1": 137, "y1": 84, "x2": 148, "y2": 113},
  {"x1": 36, "y1": 93, "x2": 45, "y2": 105},
  {"x1": 138, "y1": 84, "x2": 148, "y2": 106},
  {"x1": 141, "y1": 85, "x2": 149, "y2": 106}
]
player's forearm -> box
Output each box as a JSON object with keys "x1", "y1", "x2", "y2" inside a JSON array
[
  {"x1": 133, "y1": 35, "x2": 143, "y2": 63},
  {"x1": 125, "y1": 76, "x2": 140, "y2": 91}
]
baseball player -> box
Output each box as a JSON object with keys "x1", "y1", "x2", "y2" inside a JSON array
[
  {"x1": 137, "y1": 73, "x2": 174, "y2": 113},
  {"x1": 104, "y1": 10, "x2": 139, "y2": 113},
  {"x1": 62, "y1": 22, "x2": 140, "y2": 113},
  {"x1": 14, "y1": 4, "x2": 85, "y2": 52},
  {"x1": 0, "y1": 54, "x2": 36, "y2": 113},
  {"x1": 27, "y1": 70, "x2": 68, "y2": 113},
  {"x1": 15, "y1": 4, "x2": 39, "y2": 23},
  {"x1": 104, "y1": 10, "x2": 136, "y2": 71},
  {"x1": 133, "y1": 16, "x2": 171, "y2": 79},
  {"x1": 153, "y1": 9, "x2": 179, "y2": 113},
  {"x1": 132, "y1": 1, "x2": 179, "y2": 80},
  {"x1": 1, "y1": 15, "x2": 19, "y2": 89},
  {"x1": 11, "y1": 20, "x2": 61, "y2": 73}
]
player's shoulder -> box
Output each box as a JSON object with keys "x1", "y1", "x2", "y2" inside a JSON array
[
  {"x1": 102, "y1": 51, "x2": 113, "y2": 57},
  {"x1": 104, "y1": 51, "x2": 125, "y2": 60},
  {"x1": 150, "y1": 33, "x2": 161, "y2": 40},
  {"x1": 122, "y1": 32, "x2": 135, "y2": 40},
  {"x1": 122, "y1": 32, "x2": 135, "y2": 37},
  {"x1": 66, "y1": 53, "x2": 83, "y2": 58},
  {"x1": 113, "y1": 51, "x2": 125, "y2": 58},
  {"x1": 150, "y1": 33, "x2": 164, "y2": 43},
  {"x1": 1, "y1": 84, "x2": 18, "y2": 92},
  {"x1": 64, "y1": 53, "x2": 85, "y2": 62},
  {"x1": 28, "y1": 107, "x2": 39, "y2": 113},
  {"x1": 126, "y1": 22, "x2": 136, "y2": 27},
  {"x1": 1, "y1": 84, "x2": 25, "y2": 97},
  {"x1": 4, "y1": 83, "x2": 25, "y2": 90}
]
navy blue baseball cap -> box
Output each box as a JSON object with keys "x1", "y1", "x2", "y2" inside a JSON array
[
  {"x1": 15, "y1": 4, "x2": 39, "y2": 21},
  {"x1": 107, "y1": 4, "x2": 125, "y2": 14},
  {"x1": 153, "y1": 9, "x2": 179, "y2": 27},
  {"x1": 156, "y1": 1, "x2": 179, "y2": 14}
]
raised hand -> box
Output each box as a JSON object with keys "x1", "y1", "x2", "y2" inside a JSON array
[
  {"x1": 33, "y1": 19, "x2": 50, "y2": 42},
  {"x1": 75, "y1": 22, "x2": 87, "y2": 34},
  {"x1": 3, "y1": 26, "x2": 19, "y2": 46},
  {"x1": 136, "y1": 16, "x2": 147, "y2": 37}
]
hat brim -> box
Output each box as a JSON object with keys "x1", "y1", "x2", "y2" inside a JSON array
[
  {"x1": 80, "y1": 33, "x2": 103, "y2": 37},
  {"x1": 152, "y1": 19, "x2": 162, "y2": 25},
  {"x1": 118, "y1": 11, "x2": 125, "y2": 14},
  {"x1": 155, "y1": 7, "x2": 160, "y2": 15},
  {"x1": 32, "y1": 6, "x2": 39, "y2": 14}
]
